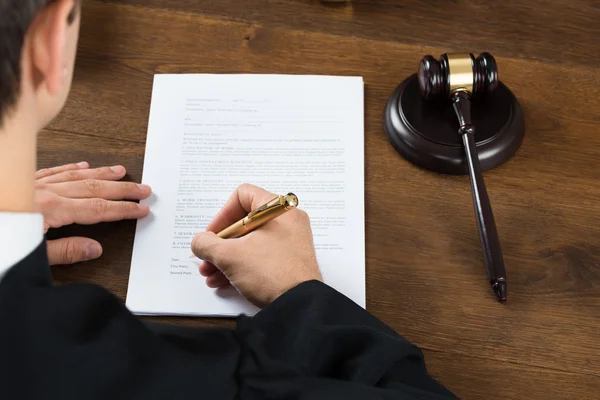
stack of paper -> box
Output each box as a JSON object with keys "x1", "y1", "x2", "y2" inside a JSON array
[{"x1": 126, "y1": 74, "x2": 365, "y2": 316}]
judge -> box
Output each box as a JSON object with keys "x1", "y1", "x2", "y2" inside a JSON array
[{"x1": 0, "y1": 1, "x2": 458, "y2": 399}]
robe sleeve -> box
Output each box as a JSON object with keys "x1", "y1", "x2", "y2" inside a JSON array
[{"x1": 0, "y1": 241, "x2": 457, "y2": 399}]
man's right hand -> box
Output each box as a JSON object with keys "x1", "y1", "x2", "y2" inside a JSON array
[{"x1": 191, "y1": 184, "x2": 323, "y2": 308}]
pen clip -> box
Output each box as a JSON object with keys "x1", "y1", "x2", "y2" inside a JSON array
[{"x1": 247, "y1": 195, "x2": 285, "y2": 219}]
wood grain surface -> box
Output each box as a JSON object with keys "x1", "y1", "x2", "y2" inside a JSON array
[{"x1": 39, "y1": 1, "x2": 600, "y2": 399}]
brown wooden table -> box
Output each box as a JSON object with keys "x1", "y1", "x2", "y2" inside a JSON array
[{"x1": 40, "y1": 1, "x2": 600, "y2": 399}]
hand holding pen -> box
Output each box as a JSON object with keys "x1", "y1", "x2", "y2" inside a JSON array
[
  {"x1": 191, "y1": 184, "x2": 323, "y2": 308},
  {"x1": 217, "y1": 192, "x2": 299, "y2": 239}
]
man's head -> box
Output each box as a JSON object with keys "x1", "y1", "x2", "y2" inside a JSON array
[{"x1": 0, "y1": 0, "x2": 80, "y2": 130}]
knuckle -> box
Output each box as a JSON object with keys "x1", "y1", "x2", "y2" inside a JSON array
[
  {"x1": 122, "y1": 201, "x2": 138, "y2": 212},
  {"x1": 90, "y1": 198, "x2": 107, "y2": 216},
  {"x1": 65, "y1": 170, "x2": 79, "y2": 181},
  {"x1": 38, "y1": 192, "x2": 57, "y2": 209},
  {"x1": 126, "y1": 182, "x2": 140, "y2": 192},
  {"x1": 100, "y1": 166, "x2": 114, "y2": 175},
  {"x1": 62, "y1": 241, "x2": 78, "y2": 264},
  {"x1": 34, "y1": 181, "x2": 47, "y2": 190},
  {"x1": 84, "y1": 179, "x2": 102, "y2": 195}
]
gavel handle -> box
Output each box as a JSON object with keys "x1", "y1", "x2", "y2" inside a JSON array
[{"x1": 452, "y1": 91, "x2": 507, "y2": 302}]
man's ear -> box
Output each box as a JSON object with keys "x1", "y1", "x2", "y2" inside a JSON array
[{"x1": 27, "y1": 0, "x2": 76, "y2": 96}]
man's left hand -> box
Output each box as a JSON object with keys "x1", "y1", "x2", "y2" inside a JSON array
[{"x1": 35, "y1": 162, "x2": 152, "y2": 265}]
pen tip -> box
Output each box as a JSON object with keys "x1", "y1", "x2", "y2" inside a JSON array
[{"x1": 492, "y1": 280, "x2": 507, "y2": 302}]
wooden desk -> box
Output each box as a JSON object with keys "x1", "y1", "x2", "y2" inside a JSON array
[{"x1": 40, "y1": 1, "x2": 600, "y2": 399}]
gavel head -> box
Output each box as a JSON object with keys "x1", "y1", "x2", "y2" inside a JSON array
[{"x1": 418, "y1": 52, "x2": 498, "y2": 100}]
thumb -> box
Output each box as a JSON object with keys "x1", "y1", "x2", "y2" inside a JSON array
[
  {"x1": 47, "y1": 237, "x2": 103, "y2": 266},
  {"x1": 191, "y1": 232, "x2": 230, "y2": 267}
]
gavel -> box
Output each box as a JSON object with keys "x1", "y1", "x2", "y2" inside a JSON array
[{"x1": 418, "y1": 52, "x2": 507, "y2": 302}]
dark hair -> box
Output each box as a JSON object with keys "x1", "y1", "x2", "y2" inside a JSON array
[{"x1": 0, "y1": 0, "x2": 78, "y2": 127}]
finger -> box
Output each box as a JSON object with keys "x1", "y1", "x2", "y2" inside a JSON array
[
  {"x1": 199, "y1": 261, "x2": 218, "y2": 277},
  {"x1": 191, "y1": 232, "x2": 234, "y2": 267},
  {"x1": 47, "y1": 179, "x2": 152, "y2": 200},
  {"x1": 206, "y1": 271, "x2": 230, "y2": 288},
  {"x1": 62, "y1": 198, "x2": 150, "y2": 225},
  {"x1": 206, "y1": 184, "x2": 277, "y2": 233},
  {"x1": 35, "y1": 162, "x2": 89, "y2": 180},
  {"x1": 38, "y1": 165, "x2": 127, "y2": 184},
  {"x1": 47, "y1": 237, "x2": 103, "y2": 265}
]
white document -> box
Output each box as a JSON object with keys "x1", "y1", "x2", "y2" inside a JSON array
[{"x1": 126, "y1": 74, "x2": 365, "y2": 316}]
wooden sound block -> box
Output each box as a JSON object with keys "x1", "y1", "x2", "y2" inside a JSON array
[{"x1": 384, "y1": 74, "x2": 525, "y2": 175}]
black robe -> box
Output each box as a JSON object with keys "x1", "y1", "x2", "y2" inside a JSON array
[{"x1": 0, "y1": 241, "x2": 458, "y2": 399}]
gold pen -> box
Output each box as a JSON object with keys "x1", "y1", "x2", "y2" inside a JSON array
[{"x1": 217, "y1": 193, "x2": 299, "y2": 239}]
